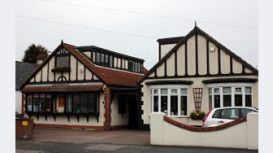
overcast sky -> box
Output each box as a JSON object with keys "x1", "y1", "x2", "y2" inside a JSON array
[{"x1": 16, "y1": 0, "x2": 257, "y2": 69}]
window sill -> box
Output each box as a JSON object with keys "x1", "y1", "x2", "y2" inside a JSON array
[{"x1": 52, "y1": 67, "x2": 70, "y2": 73}]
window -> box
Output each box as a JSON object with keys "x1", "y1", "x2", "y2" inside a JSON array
[
  {"x1": 56, "y1": 55, "x2": 69, "y2": 68},
  {"x1": 151, "y1": 87, "x2": 188, "y2": 116},
  {"x1": 26, "y1": 93, "x2": 99, "y2": 114},
  {"x1": 208, "y1": 86, "x2": 253, "y2": 109}
]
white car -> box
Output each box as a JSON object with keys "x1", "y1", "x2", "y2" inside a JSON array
[{"x1": 202, "y1": 107, "x2": 258, "y2": 127}]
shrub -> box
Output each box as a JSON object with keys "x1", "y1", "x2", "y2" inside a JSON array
[{"x1": 190, "y1": 111, "x2": 206, "y2": 120}]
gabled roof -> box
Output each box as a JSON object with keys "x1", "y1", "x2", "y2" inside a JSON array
[
  {"x1": 20, "y1": 42, "x2": 144, "y2": 89},
  {"x1": 16, "y1": 61, "x2": 39, "y2": 90},
  {"x1": 139, "y1": 26, "x2": 258, "y2": 83}
]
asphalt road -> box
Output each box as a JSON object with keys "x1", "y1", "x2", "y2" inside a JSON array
[{"x1": 16, "y1": 140, "x2": 258, "y2": 153}]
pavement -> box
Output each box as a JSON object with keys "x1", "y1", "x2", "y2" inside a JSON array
[{"x1": 16, "y1": 128, "x2": 258, "y2": 153}]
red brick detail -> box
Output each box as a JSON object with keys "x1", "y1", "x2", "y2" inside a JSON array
[
  {"x1": 35, "y1": 124, "x2": 104, "y2": 130},
  {"x1": 22, "y1": 85, "x2": 102, "y2": 93},
  {"x1": 163, "y1": 116, "x2": 247, "y2": 132},
  {"x1": 21, "y1": 93, "x2": 25, "y2": 114},
  {"x1": 16, "y1": 119, "x2": 34, "y2": 139},
  {"x1": 103, "y1": 86, "x2": 112, "y2": 130}
]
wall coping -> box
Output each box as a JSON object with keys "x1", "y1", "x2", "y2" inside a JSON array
[{"x1": 163, "y1": 116, "x2": 246, "y2": 132}]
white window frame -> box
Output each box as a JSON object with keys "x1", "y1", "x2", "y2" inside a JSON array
[
  {"x1": 150, "y1": 85, "x2": 189, "y2": 117},
  {"x1": 207, "y1": 83, "x2": 253, "y2": 109}
]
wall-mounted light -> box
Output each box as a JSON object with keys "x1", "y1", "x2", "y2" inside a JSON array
[{"x1": 210, "y1": 47, "x2": 216, "y2": 52}]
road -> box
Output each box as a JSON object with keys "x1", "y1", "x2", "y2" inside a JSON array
[{"x1": 17, "y1": 140, "x2": 258, "y2": 153}]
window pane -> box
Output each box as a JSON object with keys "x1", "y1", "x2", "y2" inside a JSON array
[
  {"x1": 214, "y1": 95, "x2": 220, "y2": 108},
  {"x1": 245, "y1": 95, "x2": 252, "y2": 107},
  {"x1": 88, "y1": 93, "x2": 97, "y2": 113},
  {"x1": 153, "y1": 96, "x2": 159, "y2": 112},
  {"x1": 39, "y1": 94, "x2": 46, "y2": 112},
  {"x1": 153, "y1": 89, "x2": 158, "y2": 95},
  {"x1": 223, "y1": 95, "x2": 232, "y2": 107},
  {"x1": 161, "y1": 96, "x2": 168, "y2": 113},
  {"x1": 45, "y1": 94, "x2": 51, "y2": 112},
  {"x1": 128, "y1": 61, "x2": 133, "y2": 71},
  {"x1": 171, "y1": 89, "x2": 177, "y2": 94},
  {"x1": 181, "y1": 96, "x2": 187, "y2": 115},
  {"x1": 223, "y1": 87, "x2": 231, "y2": 93},
  {"x1": 101, "y1": 54, "x2": 104, "y2": 62},
  {"x1": 161, "y1": 88, "x2": 168, "y2": 95},
  {"x1": 221, "y1": 108, "x2": 239, "y2": 119},
  {"x1": 66, "y1": 94, "x2": 72, "y2": 113},
  {"x1": 73, "y1": 95, "x2": 81, "y2": 113},
  {"x1": 27, "y1": 95, "x2": 32, "y2": 112},
  {"x1": 245, "y1": 87, "x2": 252, "y2": 94},
  {"x1": 235, "y1": 88, "x2": 242, "y2": 93},
  {"x1": 81, "y1": 94, "x2": 88, "y2": 113},
  {"x1": 105, "y1": 54, "x2": 108, "y2": 63},
  {"x1": 235, "y1": 94, "x2": 243, "y2": 106},
  {"x1": 170, "y1": 96, "x2": 178, "y2": 115},
  {"x1": 96, "y1": 52, "x2": 100, "y2": 62},
  {"x1": 56, "y1": 56, "x2": 69, "y2": 67},
  {"x1": 109, "y1": 56, "x2": 113, "y2": 67},
  {"x1": 214, "y1": 88, "x2": 219, "y2": 94},
  {"x1": 181, "y1": 89, "x2": 187, "y2": 95},
  {"x1": 33, "y1": 94, "x2": 39, "y2": 112}
]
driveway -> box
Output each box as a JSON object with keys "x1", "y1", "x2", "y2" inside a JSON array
[
  {"x1": 31, "y1": 128, "x2": 150, "y2": 145},
  {"x1": 16, "y1": 128, "x2": 257, "y2": 153}
]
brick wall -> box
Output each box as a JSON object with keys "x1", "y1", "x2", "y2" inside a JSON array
[{"x1": 16, "y1": 119, "x2": 34, "y2": 139}]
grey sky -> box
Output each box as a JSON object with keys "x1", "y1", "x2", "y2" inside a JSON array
[{"x1": 16, "y1": 0, "x2": 257, "y2": 69}]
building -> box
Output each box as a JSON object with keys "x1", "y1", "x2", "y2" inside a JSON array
[
  {"x1": 20, "y1": 42, "x2": 145, "y2": 130},
  {"x1": 139, "y1": 26, "x2": 258, "y2": 128},
  {"x1": 16, "y1": 61, "x2": 39, "y2": 114}
]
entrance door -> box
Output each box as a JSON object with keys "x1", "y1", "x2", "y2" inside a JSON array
[{"x1": 128, "y1": 95, "x2": 138, "y2": 129}]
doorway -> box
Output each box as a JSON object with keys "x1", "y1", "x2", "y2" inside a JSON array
[{"x1": 127, "y1": 95, "x2": 139, "y2": 129}]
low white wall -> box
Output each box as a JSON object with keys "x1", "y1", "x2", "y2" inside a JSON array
[
  {"x1": 16, "y1": 91, "x2": 22, "y2": 114},
  {"x1": 151, "y1": 112, "x2": 258, "y2": 150}
]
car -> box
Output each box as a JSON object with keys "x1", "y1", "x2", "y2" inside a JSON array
[
  {"x1": 16, "y1": 112, "x2": 29, "y2": 119},
  {"x1": 202, "y1": 107, "x2": 258, "y2": 127}
]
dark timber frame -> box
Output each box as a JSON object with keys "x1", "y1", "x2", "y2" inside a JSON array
[{"x1": 139, "y1": 26, "x2": 258, "y2": 83}]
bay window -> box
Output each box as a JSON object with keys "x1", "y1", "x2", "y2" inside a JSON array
[
  {"x1": 26, "y1": 92, "x2": 99, "y2": 114},
  {"x1": 151, "y1": 86, "x2": 188, "y2": 117},
  {"x1": 208, "y1": 85, "x2": 253, "y2": 109}
]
